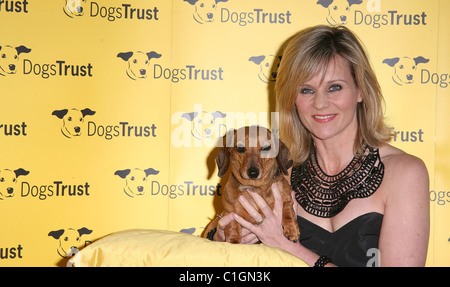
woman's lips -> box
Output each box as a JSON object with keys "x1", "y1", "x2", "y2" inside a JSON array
[{"x1": 312, "y1": 114, "x2": 337, "y2": 123}]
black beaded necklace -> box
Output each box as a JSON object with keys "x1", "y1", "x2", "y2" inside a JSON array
[{"x1": 291, "y1": 143, "x2": 384, "y2": 218}]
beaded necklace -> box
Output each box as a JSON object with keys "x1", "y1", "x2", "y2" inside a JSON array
[{"x1": 291, "y1": 143, "x2": 384, "y2": 218}]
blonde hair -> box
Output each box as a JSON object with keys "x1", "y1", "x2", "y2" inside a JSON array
[{"x1": 275, "y1": 25, "x2": 392, "y2": 165}]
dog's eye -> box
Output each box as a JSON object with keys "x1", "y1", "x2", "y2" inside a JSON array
[
  {"x1": 64, "y1": 237, "x2": 69, "y2": 241},
  {"x1": 333, "y1": 5, "x2": 337, "y2": 10},
  {"x1": 399, "y1": 65, "x2": 404, "y2": 69},
  {"x1": 412, "y1": 65, "x2": 416, "y2": 69},
  {"x1": 0, "y1": 177, "x2": 4, "y2": 182},
  {"x1": 200, "y1": 3, "x2": 204, "y2": 7},
  {"x1": 236, "y1": 146, "x2": 246, "y2": 153},
  {"x1": 133, "y1": 59, "x2": 137, "y2": 64},
  {"x1": 12, "y1": 178, "x2": 16, "y2": 183},
  {"x1": 130, "y1": 176, "x2": 135, "y2": 181},
  {"x1": 1, "y1": 54, "x2": 5, "y2": 58},
  {"x1": 68, "y1": 117, "x2": 72, "y2": 121},
  {"x1": 261, "y1": 145, "x2": 271, "y2": 152}
]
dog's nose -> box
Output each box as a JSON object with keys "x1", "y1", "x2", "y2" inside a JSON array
[
  {"x1": 407, "y1": 74, "x2": 413, "y2": 81},
  {"x1": 7, "y1": 187, "x2": 13, "y2": 194},
  {"x1": 77, "y1": 7, "x2": 83, "y2": 13},
  {"x1": 138, "y1": 186, "x2": 144, "y2": 192},
  {"x1": 140, "y1": 69, "x2": 146, "y2": 75},
  {"x1": 9, "y1": 64, "x2": 15, "y2": 71},
  {"x1": 340, "y1": 15, "x2": 347, "y2": 22},
  {"x1": 207, "y1": 13, "x2": 213, "y2": 19},
  {"x1": 74, "y1": 126, "x2": 81, "y2": 133},
  {"x1": 247, "y1": 167, "x2": 260, "y2": 179}
]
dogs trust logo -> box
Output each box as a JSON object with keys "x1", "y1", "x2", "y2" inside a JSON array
[
  {"x1": 48, "y1": 227, "x2": 92, "y2": 258},
  {"x1": 52, "y1": 108, "x2": 96, "y2": 138},
  {"x1": 184, "y1": 0, "x2": 229, "y2": 24},
  {"x1": 117, "y1": 51, "x2": 162, "y2": 80},
  {"x1": 382, "y1": 56, "x2": 429, "y2": 86},
  {"x1": 316, "y1": 0, "x2": 362, "y2": 25},
  {"x1": 114, "y1": 168, "x2": 160, "y2": 198},
  {"x1": 0, "y1": 168, "x2": 29, "y2": 200},
  {"x1": 0, "y1": 45, "x2": 31, "y2": 76},
  {"x1": 181, "y1": 111, "x2": 227, "y2": 140},
  {"x1": 63, "y1": 0, "x2": 86, "y2": 17},
  {"x1": 248, "y1": 55, "x2": 281, "y2": 83}
]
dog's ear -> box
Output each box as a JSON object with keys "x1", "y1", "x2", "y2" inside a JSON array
[
  {"x1": 15, "y1": 45, "x2": 31, "y2": 55},
  {"x1": 114, "y1": 169, "x2": 131, "y2": 179},
  {"x1": 48, "y1": 229, "x2": 65, "y2": 240},
  {"x1": 249, "y1": 55, "x2": 265, "y2": 65},
  {"x1": 216, "y1": 146, "x2": 230, "y2": 178},
  {"x1": 347, "y1": 0, "x2": 363, "y2": 6},
  {"x1": 413, "y1": 56, "x2": 430, "y2": 66},
  {"x1": 211, "y1": 111, "x2": 226, "y2": 119},
  {"x1": 276, "y1": 139, "x2": 293, "y2": 176},
  {"x1": 382, "y1": 57, "x2": 400, "y2": 67},
  {"x1": 81, "y1": 108, "x2": 96, "y2": 118},
  {"x1": 144, "y1": 168, "x2": 159, "y2": 177},
  {"x1": 181, "y1": 112, "x2": 198, "y2": 121},
  {"x1": 184, "y1": 0, "x2": 198, "y2": 5},
  {"x1": 215, "y1": 0, "x2": 229, "y2": 4},
  {"x1": 78, "y1": 227, "x2": 93, "y2": 237},
  {"x1": 117, "y1": 52, "x2": 134, "y2": 61},
  {"x1": 216, "y1": 129, "x2": 235, "y2": 178},
  {"x1": 317, "y1": 0, "x2": 333, "y2": 8},
  {"x1": 52, "y1": 109, "x2": 69, "y2": 119},
  {"x1": 147, "y1": 51, "x2": 162, "y2": 60},
  {"x1": 14, "y1": 168, "x2": 29, "y2": 178}
]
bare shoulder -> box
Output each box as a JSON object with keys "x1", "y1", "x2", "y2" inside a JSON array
[
  {"x1": 378, "y1": 144, "x2": 429, "y2": 198},
  {"x1": 379, "y1": 144, "x2": 428, "y2": 176}
]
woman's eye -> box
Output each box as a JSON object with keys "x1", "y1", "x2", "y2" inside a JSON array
[
  {"x1": 328, "y1": 84, "x2": 342, "y2": 92},
  {"x1": 300, "y1": 88, "x2": 314, "y2": 95}
]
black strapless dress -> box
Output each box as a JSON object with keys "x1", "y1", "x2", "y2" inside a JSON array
[{"x1": 297, "y1": 212, "x2": 383, "y2": 267}]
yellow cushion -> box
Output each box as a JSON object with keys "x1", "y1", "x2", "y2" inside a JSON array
[{"x1": 69, "y1": 229, "x2": 309, "y2": 267}]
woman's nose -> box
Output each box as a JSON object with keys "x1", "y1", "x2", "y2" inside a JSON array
[{"x1": 313, "y1": 91, "x2": 330, "y2": 110}]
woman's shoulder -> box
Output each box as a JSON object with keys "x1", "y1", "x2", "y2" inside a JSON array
[{"x1": 378, "y1": 143, "x2": 429, "y2": 190}]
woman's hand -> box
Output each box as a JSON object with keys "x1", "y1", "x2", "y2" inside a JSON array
[
  {"x1": 232, "y1": 182, "x2": 289, "y2": 248},
  {"x1": 213, "y1": 213, "x2": 259, "y2": 244}
]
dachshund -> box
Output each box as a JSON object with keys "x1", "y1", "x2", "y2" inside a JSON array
[{"x1": 215, "y1": 126, "x2": 299, "y2": 243}]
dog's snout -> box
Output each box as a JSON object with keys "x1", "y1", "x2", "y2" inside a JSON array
[
  {"x1": 74, "y1": 126, "x2": 81, "y2": 133},
  {"x1": 340, "y1": 15, "x2": 347, "y2": 22},
  {"x1": 407, "y1": 74, "x2": 413, "y2": 81},
  {"x1": 140, "y1": 69, "x2": 146, "y2": 76},
  {"x1": 138, "y1": 186, "x2": 144, "y2": 192},
  {"x1": 7, "y1": 187, "x2": 13, "y2": 194},
  {"x1": 247, "y1": 167, "x2": 260, "y2": 179},
  {"x1": 207, "y1": 13, "x2": 213, "y2": 19},
  {"x1": 77, "y1": 7, "x2": 83, "y2": 13},
  {"x1": 9, "y1": 64, "x2": 16, "y2": 71}
]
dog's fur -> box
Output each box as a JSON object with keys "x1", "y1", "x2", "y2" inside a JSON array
[{"x1": 215, "y1": 126, "x2": 299, "y2": 243}]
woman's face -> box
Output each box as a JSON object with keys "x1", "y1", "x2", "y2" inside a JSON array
[{"x1": 295, "y1": 55, "x2": 362, "y2": 143}]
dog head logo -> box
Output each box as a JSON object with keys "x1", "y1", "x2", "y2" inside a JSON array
[
  {"x1": 383, "y1": 56, "x2": 430, "y2": 85},
  {"x1": 0, "y1": 168, "x2": 29, "y2": 200},
  {"x1": 48, "y1": 227, "x2": 92, "y2": 258},
  {"x1": 63, "y1": 0, "x2": 86, "y2": 17},
  {"x1": 249, "y1": 55, "x2": 281, "y2": 83},
  {"x1": 182, "y1": 111, "x2": 227, "y2": 140},
  {"x1": 184, "y1": 0, "x2": 229, "y2": 24},
  {"x1": 117, "y1": 51, "x2": 162, "y2": 80},
  {"x1": 52, "y1": 108, "x2": 96, "y2": 138},
  {"x1": 114, "y1": 168, "x2": 159, "y2": 198},
  {"x1": 317, "y1": 0, "x2": 363, "y2": 25},
  {"x1": 0, "y1": 45, "x2": 31, "y2": 76}
]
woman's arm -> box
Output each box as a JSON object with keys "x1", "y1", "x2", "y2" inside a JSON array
[{"x1": 378, "y1": 154, "x2": 430, "y2": 266}]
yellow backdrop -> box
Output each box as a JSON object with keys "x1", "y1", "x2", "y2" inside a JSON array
[{"x1": 0, "y1": 0, "x2": 448, "y2": 266}]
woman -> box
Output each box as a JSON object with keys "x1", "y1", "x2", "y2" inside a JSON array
[{"x1": 210, "y1": 25, "x2": 430, "y2": 267}]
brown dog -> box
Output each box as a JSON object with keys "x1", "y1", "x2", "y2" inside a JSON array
[{"x1": 216, "y1": 126, "x2": 300, "y2": 243}]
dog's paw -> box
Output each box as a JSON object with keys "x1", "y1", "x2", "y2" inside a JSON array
[{"x1": 283, "y1": 224, "x2": 300, "y2": 242}]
